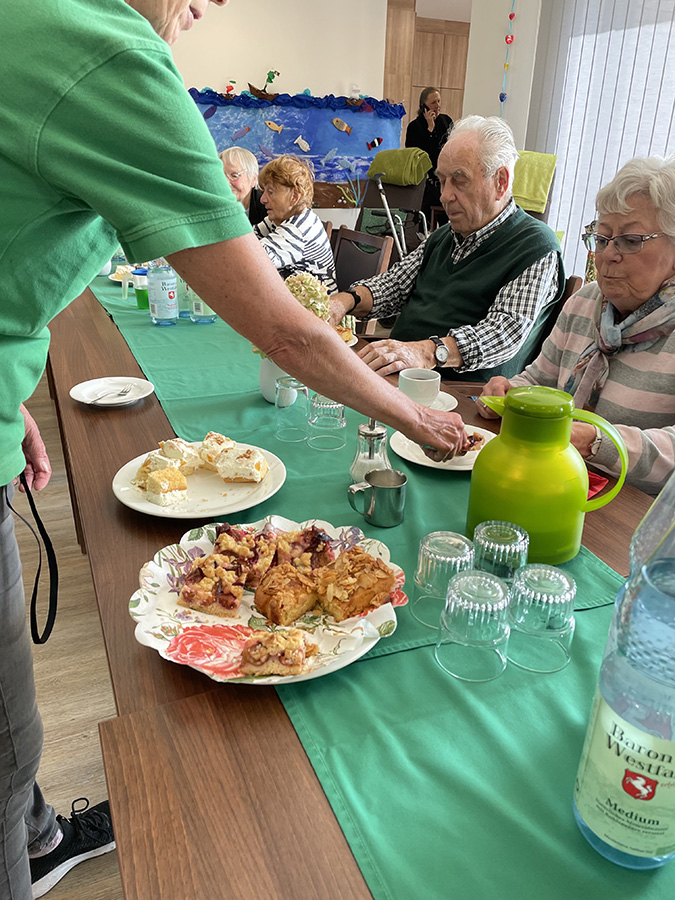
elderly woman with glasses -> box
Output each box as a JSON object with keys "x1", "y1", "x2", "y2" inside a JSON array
[
  {"x1": 219, "y1": 147, "x2": 266, "y2": 225},
  {"x1": 478, "y1": 154, "x2": 675, "y2": 494}
]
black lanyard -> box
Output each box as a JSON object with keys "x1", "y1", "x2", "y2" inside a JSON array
[{"x1": 8, "y1": 473, "x2": 59, "y2": 644}]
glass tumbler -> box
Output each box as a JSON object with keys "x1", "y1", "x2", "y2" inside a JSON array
[
  {"x1": 274, "y1": 376, "x2": 309, "y2": 442},
  {"x1": 308, "y1": 393, "x2": 347, "y2": 450},
  {"x1": 507, "y1": 564, "x2": 576, "y2": 673},
  {"x1": 473, "y1": 520, "x2": 529, "y2": 583},
  {"x1": 411, "y1": 532, "x2": 474, "y2": 629},
  {"x1": 434, "y1": 569, "x2": 510, "y2": 682}
]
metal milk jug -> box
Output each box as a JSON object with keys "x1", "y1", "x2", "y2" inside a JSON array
[{"x1": 466, "y1": 386, "x2": 628, "y2": 564}]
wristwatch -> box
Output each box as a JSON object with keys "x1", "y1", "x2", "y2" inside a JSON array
[
  {"x1": 429, "y1": 335, "x2": 450, "y2": 366},
  {"x1": 346, "y1": 289, "x2": 362, "y2": 313}
]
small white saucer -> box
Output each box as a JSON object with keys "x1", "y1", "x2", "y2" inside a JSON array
[
  {"x1": 430, "y1": 392, "x2": 458, "y2": 411},
  {"x1": 69, "y1": 376, "x2": 155, "y2": 407}
]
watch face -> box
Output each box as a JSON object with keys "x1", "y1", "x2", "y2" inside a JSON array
[{"x1": 435, "y1": 343, "x2": 449, "y2": 364}]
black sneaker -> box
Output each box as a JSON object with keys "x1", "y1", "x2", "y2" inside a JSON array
[{"x1": 30, "y1": 798, "x2": 116, "y2": 898}]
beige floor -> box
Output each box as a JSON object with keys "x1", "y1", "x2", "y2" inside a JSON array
[{"x1": 13, "y1": 376, "x2": 124, "y2": 899}]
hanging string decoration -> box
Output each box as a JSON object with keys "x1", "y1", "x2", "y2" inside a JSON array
[{"x1": 499, "y1": 2, "x2": 516, "y2": 116}]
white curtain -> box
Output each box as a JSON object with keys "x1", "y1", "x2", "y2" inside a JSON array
[{"x1": 526, "y1": 0, "x2": 675, "y2": 276}]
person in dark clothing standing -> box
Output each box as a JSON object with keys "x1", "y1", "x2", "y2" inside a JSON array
[{"x1": 405, "y1": 87, "x2": 453, "y2": 227}]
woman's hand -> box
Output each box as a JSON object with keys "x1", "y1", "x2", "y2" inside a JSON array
[
  {"x1": 571, "y1": 422, "x2": 598, "y2": 459},
  {"x1": 476, "y1": 376, "x2": 512, "y2": 419},
  {"x1": 17, "y1": 405, "x2": 52, "y2": 491},
  {"x1": 424, "y1": 108, "x2": 437, "y2": 131}
]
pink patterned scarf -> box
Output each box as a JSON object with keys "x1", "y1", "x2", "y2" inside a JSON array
[{"x1": 565, "y1": 282, "x2": 675, "y2": 410}]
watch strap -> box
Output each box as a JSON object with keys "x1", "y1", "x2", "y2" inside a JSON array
[{"x1": 346, "y1": 289, "x2": 362, "y2": 313}]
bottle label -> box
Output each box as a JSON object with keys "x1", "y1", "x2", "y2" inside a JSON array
[
  {"x1": 575, "y1": 690, "x2": 675, "y2": 857},
  {"x1": 191, "y1": 300, "x2": 214, "y2": 317}
]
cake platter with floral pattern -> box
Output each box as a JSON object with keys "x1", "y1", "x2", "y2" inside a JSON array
[{"x1": 129, "y1": 515, "x2": 408, "y2": 685}]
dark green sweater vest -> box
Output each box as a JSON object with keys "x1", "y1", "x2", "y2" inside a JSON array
[{"x1": 389, "y1": 207, "x2": 565, "y2": 381}]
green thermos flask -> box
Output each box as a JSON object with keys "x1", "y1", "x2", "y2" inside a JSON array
[{"x1": 466, "y1": 386, "x2": 628, "y2": 564}]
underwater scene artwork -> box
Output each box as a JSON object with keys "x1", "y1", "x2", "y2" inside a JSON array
[{"x1": 189, "y1": 88, "x2": 405, "y2": 205}]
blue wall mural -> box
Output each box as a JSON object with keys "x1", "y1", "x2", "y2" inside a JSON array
[{"x1": 189, "y1": 88, "x2": 405, "y2": 205}]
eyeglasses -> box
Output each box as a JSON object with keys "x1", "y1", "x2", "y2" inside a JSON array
[
  {"x1": 581, "y1": 231, "x2": 666, "y2": 255},
  {"x1": 225, "y1": 170, "x2": 244, "y2": 183}
]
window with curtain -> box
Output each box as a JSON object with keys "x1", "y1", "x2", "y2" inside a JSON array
[{"x1": 526, "y1": 0, "x2": 675, "y2": 277}]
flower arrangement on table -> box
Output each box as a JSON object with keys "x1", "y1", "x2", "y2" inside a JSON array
[{"x1": 252, "y1": 273, "x2": 355, "y2": 358}]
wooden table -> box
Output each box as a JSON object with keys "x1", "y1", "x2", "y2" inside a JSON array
[{"x1": 47, "y1": 289, "x2": 653, "y2": 899}]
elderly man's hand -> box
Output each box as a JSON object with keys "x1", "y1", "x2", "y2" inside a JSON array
[
  {"x1": 358, "y1": 338, "x2": 435, "y2": 376},
  {"x1": 476, "y1": 376, "x2": 512, "y2": 419},
  {"x1": 17, "y1": 404, "x2": 52, "y2": 491}
]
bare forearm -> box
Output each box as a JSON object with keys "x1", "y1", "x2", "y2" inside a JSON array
[
  {"x1": 329, "y1": 286, "x2": 374, "y2": 324},
  {"x1": 167, "y1": 236, "x2": 466, "y2": 454}
]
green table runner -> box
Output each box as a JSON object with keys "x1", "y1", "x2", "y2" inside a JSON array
[{"x1": 90, "y1": 277, "x2": 672, "y2": 899}]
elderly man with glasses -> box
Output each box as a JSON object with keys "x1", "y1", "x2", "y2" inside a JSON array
[{"x1": 478, "y1": 154, "x2": 675, "y2": 495}]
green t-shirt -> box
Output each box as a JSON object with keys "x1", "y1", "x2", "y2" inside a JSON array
[{"x1": 0, "y1": 0, "x2": 251, "y2": 486}]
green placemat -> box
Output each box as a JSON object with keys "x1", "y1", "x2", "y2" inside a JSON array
[{"x1": 279, "y1": 606, "x2": 675, "y2": 900}]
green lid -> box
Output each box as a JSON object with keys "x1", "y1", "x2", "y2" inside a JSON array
[{"x1": 504, "y1": 386, "x2": 574, "y2": 418}]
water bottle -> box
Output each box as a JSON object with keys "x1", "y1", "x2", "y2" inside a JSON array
[
  {"x1": 573, "y1": 472, "x2": 675, "y2": 868},
  {"x1": 148, "y1": 265, "x2": 178, "y2": 326},
  {"x1": 189, "y1": 285, "x2": 217, "y2": 324}
]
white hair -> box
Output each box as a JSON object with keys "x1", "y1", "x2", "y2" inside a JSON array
[
  {"x1": 447, "y1": 115, "x2": 519, "y2": 190},
  {"x1": 218, "y1": 146, "x2": 259, "y2": 184},
  {"x1": 596, "y1": 155, "x2": 675, "y2": 240}
]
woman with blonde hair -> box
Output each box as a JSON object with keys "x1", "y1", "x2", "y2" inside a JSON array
[
  {"x1": 255, "y1": 155, "x2": 337, "y2": 292},
  {"x1": 219, "y1": 146, "x2": 265, "y2": 225}
]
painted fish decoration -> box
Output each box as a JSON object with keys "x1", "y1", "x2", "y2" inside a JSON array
[
  {"x1": 264, "y1": 120, "x2": 283, "y2": 134},
  {"x1": 202, "y1": 105, "x2": 218, "y2": 120},
  {"x1": 337, "y1": 157, "x2": 357, "y2": 174},
  {"x1": 231, "y1": 125, "x2": 250, "y2": 141},
  {"x1": 331, "y1": 117, "x2": 352, "y2": 135},
  {"x1": 367, "y1": 137, "x2": 383, "y2": 151},
  {"x1": 259, "y1": 144, "x2": 275, "y2": 160},
  {"x1": 321, "y1": 147, "x2": 338, "y2": 165},
  {"x1": 293, "y1": 135, "x2": 310, "y2": 153}
]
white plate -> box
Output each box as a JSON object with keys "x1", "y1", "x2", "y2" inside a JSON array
[
  {"x1": 69, "y1": 376, "x2": 155, "y2": 407},
  {"x1": 129, "y1": 516, "x2": 408, "y2": 685},
  {"x1": 112, "y1": 442, "x2": 286, "y2": 519},
  {"x1": 347, "y1": 334, "x2": 358, "y2": 347},
  {"x1": 390, "y1": 426, "x2": 494, "y2": 471},
  {"x1": 108, "y1": 270, "x2": 132, "y2": 283},
  {"x1": 429, "y1": 392, "x2": 458, "y2": 412}
]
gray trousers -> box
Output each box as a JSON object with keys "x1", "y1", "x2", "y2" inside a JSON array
[{"x1": 1, "y1": 484, "x2": 57, "y2": 899}]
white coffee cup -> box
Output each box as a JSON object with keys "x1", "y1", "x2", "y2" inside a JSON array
[{"x1": 398, "y1": 368, "x2": 441, "y2": 407}]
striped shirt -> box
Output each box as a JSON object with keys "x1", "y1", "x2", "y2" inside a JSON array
[
  {"x1": 354, "y1": 201, "x2": 560, "y2": 372},
  {"x1": 255, "y1": 209, "x2": 337, "y2": 294},
  {"x1": 511, "y1": 282, "x2": 675, "y2": 494}
]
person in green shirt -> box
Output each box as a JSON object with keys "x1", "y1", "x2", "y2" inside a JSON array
[{"x1": 2, "y1": 2, "x2": 473, "y2": 897}]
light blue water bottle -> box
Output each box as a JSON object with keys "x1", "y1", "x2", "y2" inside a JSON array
[
  {"x1": 148, "y1": 266, "x2": 178, "y2": 326},
  {"x1": 189, "y1": 286, "x2": 217, "y2": 324},
  {"x1": 573, "y1": 472, "x2": 675, "y2": 868}
]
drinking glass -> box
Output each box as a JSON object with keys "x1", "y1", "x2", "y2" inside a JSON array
[
  {"x1": 308, "y1": 393, "x2": 347, "y2": 450},
  {"x1": 434, "y1": 569, "x2": 510, "y2": 682},
  {"x1": 473, "y1": 520, "x2": 529, "y2": 583},
  {"x1": 274, "y1": 376, "x2": 309, "y2": 442},
  {"x1": 507, "y1": 564, "x2": 576, "y2": 673},
  {"x1": 411, "y1": 532, "x2": 474, "y2": 629}
]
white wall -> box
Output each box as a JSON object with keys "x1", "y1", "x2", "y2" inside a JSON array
[
  {"x1": 416, "y1": 0, "x2": 471, "y2": 22},
  {"x1": 463, "y1": 0, "x2": 541, "y2": 148},
  {"x1": 171, "y1": 0, "x2": 387, "y2": 99}
]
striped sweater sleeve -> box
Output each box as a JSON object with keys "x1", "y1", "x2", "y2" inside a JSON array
[{"x1": 510, "y1": 282, "x2": 675, "y2": 494}]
